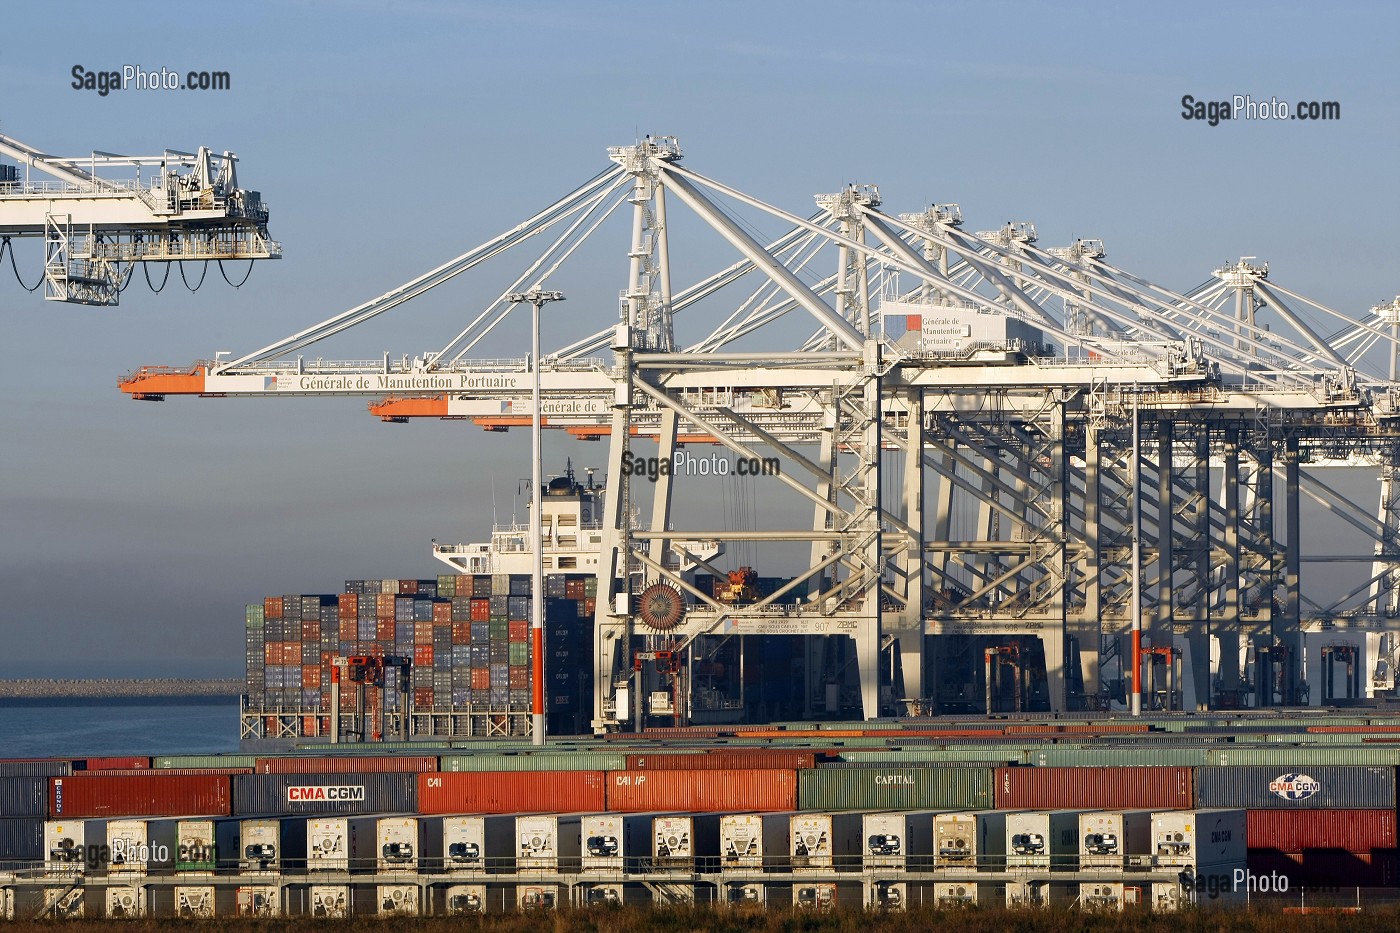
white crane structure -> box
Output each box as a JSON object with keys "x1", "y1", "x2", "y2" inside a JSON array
[
  {"x1": 0, "y1": 129, "x2": 278, "y2": 305},
  {"x1": 120, "y1": 136, "x2": 1400, "y2": 734}
]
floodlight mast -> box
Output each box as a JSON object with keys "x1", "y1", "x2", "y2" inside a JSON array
[{"x1": 507, "y1": 287, "x2": 566, "y2": 745}]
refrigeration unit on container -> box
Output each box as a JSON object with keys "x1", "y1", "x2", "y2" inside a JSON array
[
  {"x1": 374, "y1": 884, "x2": 419, "y2": 917},
  {"x1": 1005, "y1": 810, "x2": 1082, "y2": 871},
  {"x1": 239, "y1": 817, "x2": 307, "y2": 874},
  {"x1": 39, "y1": 887, "x2": 84, "y2": 919},
  {"x1": 935, "y1": 885, "x2": 991, "y2": 902},
  {"x1": 863, "y1": 810, "x2": 935, "y2": 871},
  {"x1": 517, "y1": 884, "x2": 561, "y2": 910},
  {"x1": 794, "y1": 881, "x2": 860, "y2": 910},
  {"x1": 105, "y1": 886, "x2": 145, "y2": 919},
  {"x1": 1079, "y1": 882, "x2": 1143, "y2": 910},
  {"x1": 107, "y1": 818, "x2": 178, "y2": 876},
  {"x1": 790, "y1": 812, "x2": 862, "y2": 872},
  {"x1": 582, "y1": 813, "x2": 654, "y2": 872},
  {"x1": 445, "y1": 884, "x2": 487, "y2": 915},
  {"x1": 724, "y1": 882, "x2": 767, "y2": 907},
  {"x1": 308, "y1": 886, "x2": 349, "y2": 919},
  {"x1": 173, "y1": 818, "x2": 235, "y2": 873},
  {"x1": 516, "y1": 814, "x2": 583, "y2": 871},
  {"x1": 1079, "y1": 810, "x2": 1153, "y2": 871},
  {"x1": 580, "y1": 883, "x2": 625, "y2": 906},
  {"x1": 934, "y1": 811, "x2": 1006, "y2": 870},
  {"x1": 234, "y1": 886, "x2": 279, "y2": 918},
  {"x1": 1152, "y1": 809, "x2": 1246, "y2": 869},
  {"x1": 869, "y1": 880, "x2": 920, "y2": 911},
  {"x1": 347, "y1": 815, "x2": 433, "y2": 873},
  {"x1": 721, "y1": 813, "x2": 791, "y2": 872},
  {"x1": 1005, "y1": 880, "x2": 1075, "y2": 909},
  {"x1": 439, "y1": 815, "x2": 514, "y2": 874},
  {"x1": 44, "y1": 819, "x2": 92, "y2": 875},
  {"x1": 654, "y1": 813, "x2": 722, "y2": 870},
  {"x1": 307, "y1": 817, "x2": 350, "y2": 872},
  {"x1": 173, "y1": 886, "x2": 216, "y2": 919}
]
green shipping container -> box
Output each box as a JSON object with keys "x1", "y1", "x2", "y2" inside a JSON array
[
  {"x1": 156, "y1": 755, "x2": 259, "y2": 770},
  {"x1": 509, "y1": 642, "x2": 530, "y2": 666},
  {"x1": 1206, "y1": 747, "x2": 1400, "y2": 767},
  {"x1": 439, "y1": 752, "x2": 629, "y2": 772},
  {"x1": 797, "y1": 765, "x2": 993, "y2": 811}
]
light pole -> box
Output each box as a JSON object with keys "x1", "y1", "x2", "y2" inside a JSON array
[{"x1": 507, "y1": 288, "x2": 565, "y2": 745}]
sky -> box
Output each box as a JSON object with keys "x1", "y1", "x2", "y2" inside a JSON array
[{"x1": 0, "y1": 1, "x2": 1397, "y2": 677}]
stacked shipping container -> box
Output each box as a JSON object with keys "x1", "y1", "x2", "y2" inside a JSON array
[{"x1": 246, "y1": 574, "x2": 593, "y2": 737}]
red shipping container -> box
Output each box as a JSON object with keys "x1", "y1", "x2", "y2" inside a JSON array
[
  {"x1": 415, "y1": 621, "x2": 434, "y2": 645},
  {"x1": 994, "y1": 766, "x2": 1194, "y2": 810},
  {"x1": 255, "y1": 756, "x2": 437, "y2": 774},
  {"x1": 433, "y1": 602, "x2": 452, "y2": 623},
  {"x1": 340, "y1": 691, "x2": 358, "y2": 711},
  {"x1": 263, "y1": 644, "x2": 279, "y2": 665},
  {"x1": 1247, "y1": 849, "x2": 1400, "y2": 888},
  {"x1": 302, "y1": 620, "x2": 319, "y2": 641},
  {"x1": 50, "y1": 774, "x2": 231, "y2": 817},
  {"x1": 625, "y1": 750, "x2": 820, "y2": 771},
  {"x1": 376, "y1": 620, "x2": 395, "y2": 641},
  {"x1": 338, "y1": 594, "x2": 358, "y2": 618},
  {"x1": 1247, "y1": 809, "x2": 1398, "y2": 852},
  {"x1": 471, "y1": 668, "x2": 491, "y2": 690},
  {"x1": 95, "y1": 768, "x2": 253, "y2": 776},
  {"x1": 565, "y1": 579, "x2": 586, "y2": 600},
  {"x1": 452, "y1": 622, "x2": 472, "y2": 645},
  {"x1": 583, "y1": 597, "x2": 596, "y2": 616},
  {"x1": 606, "y1": 769, "x2": 797, "y2": 812},
  {"x1": 418, "y1": 771, "x2": 605, "y2": 814},
  {"x1": 398, "y1": 579, "x2": 418, "y2": 595},
  {"x1": 470, "y1": 599, "x2": 491, "y2": 622},
  {"x1": 414, "y1": 688, "x2": 435, "y2": 708},
  {"x1": 264, "y1": 597, "x2": 283, "y2": 619},
  {"x1": 284, "y1": 644, "x2": 302, "y2": 666},
  {"x1": 509, "y1": 621, "x2": 529, "y2": 642},
  {"x1": 376, "y1": 593, "x2": 396, "y2": 615},
  {"x1": 415, "y1": 646, "x2": 434, "y2": 667},
  {"x1": 339, "y1": 619, "x2": 357, "y2": 642},
  {"x1": 321, "y1": 651, "x2": 333, "y2": 667},
  {"x1": 301, "y1": 667, "x2": 322, "y2": 689},
  {"x1": 80, "y1": 757, "x2": 150, "y2": 771},
  {"x1": 509, "y1": 667, "x2": 530, "y2": 689}
]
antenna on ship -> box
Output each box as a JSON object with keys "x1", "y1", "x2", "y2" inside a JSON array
[{"x1": 585, "y1": 467, "x2": 598, "y2": 490}]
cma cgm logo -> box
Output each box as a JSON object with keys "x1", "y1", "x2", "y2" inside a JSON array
[
  {"x1": 1269, "y1": 773, "x2": 1321, "y2": 801},
  {"x1": 287, "y1": 786, "x2": 365, "y2": 803}
]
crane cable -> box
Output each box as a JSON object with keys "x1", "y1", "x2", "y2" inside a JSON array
[
  {"x1": 144, "y1": 261, "x2": 171, "y2": 293},
  {"x1": 218, "y1": 259, "x2": 255, "y2": 288},
  {"x1": 179, "y1": 260, "x2": 209, "y2": 291},
  {"x1": 0, "y1": 237, "x2": 43, "y2": 291}
]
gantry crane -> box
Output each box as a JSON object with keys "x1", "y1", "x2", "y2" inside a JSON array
[
  {"x1": 119, "y1": 136, "x2": 1400, "y2": 731},
  {"x1": 0, "y1": 129, "x2": 278, "y2": 304}
]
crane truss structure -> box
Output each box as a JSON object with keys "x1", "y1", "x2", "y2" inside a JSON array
[
  {"x1": 0, "y1": 130, "x2": 279, "y2": 305},
  {"x1": 120, "y1": 137, "x2": 1400, "y2": 730}
]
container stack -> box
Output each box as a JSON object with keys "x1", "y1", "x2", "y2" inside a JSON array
[{"x1": 244, "y1": 574, "x2": 593, "y2": 738}]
